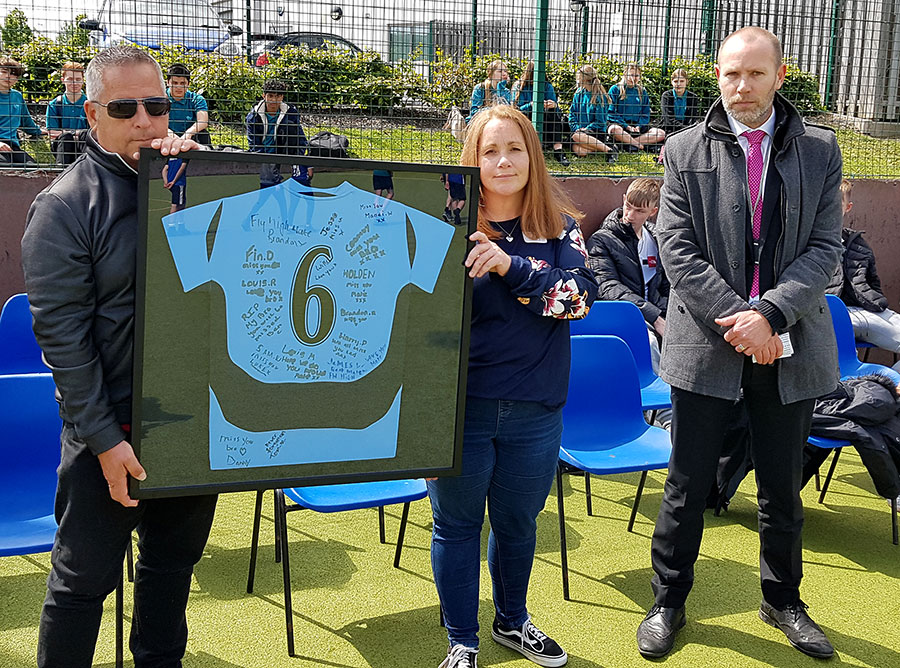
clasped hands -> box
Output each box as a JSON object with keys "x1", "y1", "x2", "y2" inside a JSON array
[{"x1": 715, "y1": 309, "x2": 783, "y2": 365}]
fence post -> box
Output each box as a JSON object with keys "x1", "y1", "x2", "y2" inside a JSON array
[
  {"x1": 245, "y1": 0, "x2": 253, "y2": 66},
  {"x1": 700, "y1": 0, "x2": 717, "y2": 56},
  {"x1": 824, "y1": 0, "x2": 841, "y2": 109},
  {"x1": 662, "y1": 0, "x2": 673, "y2": 81},
  {"x1": 471, "y1": 0, "x2": 478, "y2": 65},
  {"x1": 636, "y1": 0, "x2": 644, "y2": 60},
  {"x1": 581, "y1": 5, "x2": 589, "y2": 59},
  {"x1": 533, "y1": 0, "x2": 549, "y2": 143}
]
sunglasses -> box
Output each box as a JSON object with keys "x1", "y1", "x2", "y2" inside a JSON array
[{"x1": 93, "y1": 96, "x2": 170, "y2": 119}]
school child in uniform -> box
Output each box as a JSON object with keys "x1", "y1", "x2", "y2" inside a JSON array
[
  {"x1": 512, "y1": 61, "x2": 570, "y2": 166},
  {"x1": 441, "y1": 172, "x2": 466, "y2": 225},
  {"x1": 569, "y1": 64, "x2": 617, "y2": 163},
  {"x1": 373, "y1": 169, "x2": 394, "y2": 198},
  {"x1": 46, "y1": 61, "x2": 89, "y2": 165},
  {"x1": 607, "y1": 63, "x2": 665, "y2": 152},
  {"x1": 468, "y1": 60, "x2": 511, "y2": 121},
  {"x1": 660, "y1": 68, "x2": 701, "y2": 136}
]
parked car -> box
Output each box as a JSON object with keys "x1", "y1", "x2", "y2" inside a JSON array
[
  {"x1": 252, "y1": 32, "x2": 363, "y2": 66},
  {"x1": 79, "y1": 0, "x2": 243, "y2": 55}
]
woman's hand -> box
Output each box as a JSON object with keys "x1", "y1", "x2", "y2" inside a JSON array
[{"x1": 466, "y1": 231, "x2": 511, "y2": 278}]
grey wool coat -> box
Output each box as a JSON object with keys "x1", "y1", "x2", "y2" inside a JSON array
[{"x1": 656, "y1": 93, "x2": 843, "y2": 404}]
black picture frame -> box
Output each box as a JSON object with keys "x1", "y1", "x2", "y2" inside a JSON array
[{"x1": 132, "y1": 148, "x2": 478, "y2": 498}]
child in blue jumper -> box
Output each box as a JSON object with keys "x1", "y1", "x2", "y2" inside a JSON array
[
  {"x1": 569, "y1": 64, "x2": 617, "y2": 162},
  {"x1": 607, "y1": 63, "x2": 665, "y2": 152},
  {"x1": 0, "y1": 57, "x2": 43, "y2": 166},
  {"x1": 46, "y1": 61, "x2": 89, "y2": 165}
]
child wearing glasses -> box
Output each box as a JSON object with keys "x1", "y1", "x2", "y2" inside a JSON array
[{"x1": 0, "y1": 56, "x2": 44, "y2": 166}]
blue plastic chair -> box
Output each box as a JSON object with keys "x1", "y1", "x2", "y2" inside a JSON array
[
  {"x1": 826, "y1": 294, "x2": 900, "y2": 383},
  {"x1": 813, "y1": 295, "x2": 899, "y2": 544},
  {"x1": 557, "y1": 335, "x2": 672, "y2": 599},
  {"x1": 806, "y1": 432, "x2": 897, "y2": 545},
  {"x1": 0, "y1": 372, "x2": 127, "y2": 665},
  {"x1": 0, "y1": 293, "x2": 46, "y2": 374},
  {"x1": 247, "y1": 479, "x2": 428, "y2": 655},
  {"x1": 0, "y1": 373, "x2": 61, "y2": 558},
  {"x1": 571, "y1": 301, "x2": 671, "y2": 410}
]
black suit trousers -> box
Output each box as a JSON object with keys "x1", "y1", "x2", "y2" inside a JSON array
[{"x1": 650, "y1": 359, "x2": 814, "y2": 609}]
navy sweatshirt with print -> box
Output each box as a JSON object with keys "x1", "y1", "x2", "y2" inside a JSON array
[{"x1": 466, "y1": 216, "x2": 598, "y2": 408}]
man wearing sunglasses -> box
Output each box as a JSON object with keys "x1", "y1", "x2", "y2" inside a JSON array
[{"x1": 22, "y1": 45, "x2": 217, "y2": 668}]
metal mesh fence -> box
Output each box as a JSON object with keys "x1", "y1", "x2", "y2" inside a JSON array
[{"x1": 1, "y1": 0, "x2": 899, "y2": 175}]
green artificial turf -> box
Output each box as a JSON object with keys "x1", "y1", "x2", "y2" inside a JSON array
[{"x1": 1, "y1": 448, "x2": 898, "y2": 667}]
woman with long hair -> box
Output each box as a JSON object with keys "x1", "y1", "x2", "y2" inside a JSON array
[
  {"x1": 468, "y1": 59, "x2": 511, "y2": 121},
  {"x1": 429, "y1": 104, "x2": 598, "y2": 668},
  {"x1": 569, "y1": 64, "x2": 617, "y2": 162},
  {"x1": 607, "y1": 62, "x2": 665, "y2": 151},
  {"x1": 512, "y1": 61, "x2": 570, "y2": 166}
]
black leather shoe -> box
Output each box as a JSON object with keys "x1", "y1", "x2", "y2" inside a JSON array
[
  {"x1": 759, "y1": 600, "x2": 834, "y2": 659},
  {"x1": 637, "y1": 605, "x2": 686, "y2": 658}
]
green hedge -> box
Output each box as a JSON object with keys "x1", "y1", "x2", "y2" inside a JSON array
[
  {"x1": 7, "y1": 40, "x2": 824, "y2": 124},
  {"x1": 427, "y1": 49, "x2": 824, "y2": 117},
  {"x1": 8, "y1": 39, "x2": 97, "y2": 98}
]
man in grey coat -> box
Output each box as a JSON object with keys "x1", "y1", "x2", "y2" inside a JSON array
[{"x1": 636, "y1": 27, "x2": 843, "y2": 660}]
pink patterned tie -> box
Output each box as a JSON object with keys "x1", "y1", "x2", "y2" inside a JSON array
[{"x1": 743, "y1": 129, "x2": 766, "y2": 299}]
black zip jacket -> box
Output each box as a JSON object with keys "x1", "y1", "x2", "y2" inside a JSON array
[
  {"x1": 586, "y1": 208, "x2": 669, "y2": 324},
  {"x1": 660, "y1": 89, "x2": 701, "y2": 133},
  {"x1": 22, "y1": 130, "x2": 138, "y2": 455},
  {"x1": 825, "y1": 228, "x2": 889, "y2": 313}
]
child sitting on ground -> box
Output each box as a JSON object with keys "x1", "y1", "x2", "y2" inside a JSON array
[
  {"x1": 660, "y1": 68, "x2": 700, "y2": 136},
  {"x1": 569, "y1": 64, "x2": 617, "y2": 163},
  {"x1": 606, "y1": 62, "x2": 665, "y2": 152}
]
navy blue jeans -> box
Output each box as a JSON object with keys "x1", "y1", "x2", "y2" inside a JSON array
[{"x1": 428, "y1": 397, "x2": 562, "y2": 648}]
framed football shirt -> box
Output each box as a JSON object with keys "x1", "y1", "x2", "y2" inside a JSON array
[{"x1": 133, "y1": 150, "x2": 477, "y2": 497}]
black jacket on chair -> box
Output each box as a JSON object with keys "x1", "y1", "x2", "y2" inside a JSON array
[
  {"x1": 808, "y1": 373, "x2": 900, "y2": 499},
  {"x1": 586, "y1": 208, "x2": 669, "y2": 325}
]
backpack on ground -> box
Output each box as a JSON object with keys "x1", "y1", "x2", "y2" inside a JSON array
[{"x1": 307, "y1": 131, "x2": 350, "y2": 158}]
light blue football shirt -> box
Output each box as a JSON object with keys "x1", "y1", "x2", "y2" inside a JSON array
[{"x1": 162, "y1": 179, "x2": 455, "y2": 469}]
